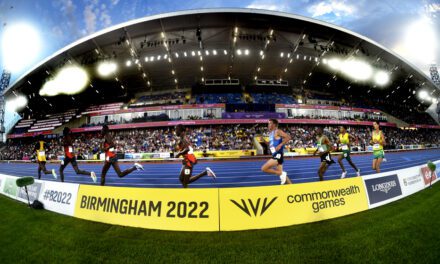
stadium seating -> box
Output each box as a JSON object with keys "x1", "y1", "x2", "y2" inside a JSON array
[
  {"x1": 26, "y1": 110, "x2": 77, "y2": 133},
  {"x1": 81, "y1": 102, "x2": 124, "y2": 115},
  {"x1": 250, "y1": 93, "x2": 296, "y2": 104},
  {"x1": 130, "y1": 92, "x2": 186, "y2": 107},
  {"x1": 195, "y1": 93, "x2": 243, "y2": 104},
  {"x1": 12, "y1": 119, "x2": 35, "y2": 134}
]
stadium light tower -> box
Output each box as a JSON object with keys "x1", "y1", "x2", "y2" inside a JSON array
[
  {"x1": 0, "y1": 22, "x2": 41, "y2": 142},
  {"x1": 429, "y1": 64, "x2": 440, "y2": 88},
  {"x1": 428, "y1": 64, "x2": 440, "y2": 123},
  {"x1": 0, "y1": 70, "x2": 11, "y2": 142}
]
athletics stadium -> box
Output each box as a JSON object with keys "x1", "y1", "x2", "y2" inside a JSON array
[{"x1": 0, "y1": 8, "x2": 439, "y2": 263}]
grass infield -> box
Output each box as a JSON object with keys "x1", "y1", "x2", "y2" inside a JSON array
[{"x1": 1, "y1": 183, "x2": 439, "y2": 263}]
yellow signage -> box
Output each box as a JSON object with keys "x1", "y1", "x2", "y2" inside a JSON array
[
  {"x1": 219, "y1": 177, "x2": 368, "y2": 231},
  {"x1": 74, "y1": 185, "x2": 219, "y2": 231},
  {"x1": 193, "y1": 150, "x2": 256, "y2": 158}
]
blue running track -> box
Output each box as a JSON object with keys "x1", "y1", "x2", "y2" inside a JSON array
[{"x1": 0, "y1": 149, "x2": 439, "y2": 188}]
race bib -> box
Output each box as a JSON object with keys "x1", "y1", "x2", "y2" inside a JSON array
[
  {"x1": 106, "y1": 156, "x2": 110, "y2": 161},
  {"x1": 109, "y1": 147, "x2": 115, "y2": 152},
  {"x1": 68, "y1": 147, "x2": 73, "y2": 153},
  {"x1": 373, "y1": 144, "x2": 380, "y2": 150},
  {"x1": 188, "y1": 146, "x2": 194, "y2": 154},
  {"x1": 270, "y1": 147, "x2": 276, "y2": 153},
  {"x1": 341, "y1": 145, "x2": 349, "y2": 150},
  {"x1": 318, "y1": 146, "x2": 324, "y2": 152},
  {"x1": 326, "y1": 154, "x2": 331, "y2": 161},
  {"x1": 38, "y1": 151, "x2": 45, "y2": 157}
]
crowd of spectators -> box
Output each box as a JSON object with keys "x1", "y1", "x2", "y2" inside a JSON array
[
  {"x1": 1, "y1": 124, "x2": 439, "y2": 160},
  {"x1": 187, "y1": 115, "x2": 202, "y2": 120},
  {"x1": 80, "y1": 111, "x2": 387, "y2": 128},
  {"x1": 289, "y1": 113, "x2": 387, "y2": 122},
  {"x1": 131, "y1": 92, "x2": 187, "y2": 107}
]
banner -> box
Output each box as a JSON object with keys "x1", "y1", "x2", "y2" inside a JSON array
[
  {"x1": 219, "y1": 177, "x2": 368, "y2": 231},
  {"x1": 275, "y1": 104, "x2": 381, "y2": 113},
  {"x1": 222, "y1": 112, "x2": 286, "y2": 119},
  {"x1": 397, "y1": 167, "x2": 424, "y2": 197},
  {"x1": 38, "y1": 181, "x2": 79, "y2": 216},
  {"x1": 0, "y1": 174, "x2": 5, "y2": 195},
  {"x1": 0, "y1": 174, "x2": 42, "y2": 203},
  {"x1": 363, "y1": 174, "x2": 402, "y2": 208},
  {"x1": 16, "y1": 181, "x2": 43, "y2": 204},
  {"x1": 435, "y1": 161, "x2": 440, "y2": 185},
  {"x1": 125, "y1": 153, "x2": 150, "y2": 159},
  {"x1": 0, "y1": 174, "x2": 78, "y2": 216},
  {"x1": 7, "y1": 130, "x2": 53, "y2": 139},
  {"x1": 420, "y1": 165, "x2": 438, "y2": 186},
  {"x1": 1, "y1": 159, "x2": 439, "y2": 232},
  {"x1": 193, "y1": 150, "x2": 256, "y2": 158},
  {"x1": 1, "y1": 176, "x2": 19, "y2": 198},
  {"x1": 152, "y1": 153, "x2": 171, "y2": 159},
  {"x1": 74, "y1": 185, "x2": 219, "y2": 231},
  {"x1": 124, "y1": 153, "x2": 170, "y2": 159},
  {"x1": 409, "y1": 124, "x2": 440, "y2": 129}
]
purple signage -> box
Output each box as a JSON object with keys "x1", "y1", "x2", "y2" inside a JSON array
[{"x1": 222, "y1": 112, "x2": 286, "y2": 119}]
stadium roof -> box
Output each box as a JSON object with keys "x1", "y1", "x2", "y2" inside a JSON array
[{"x1": 4, "y1": 8, "x2": 440, "y2": 116}]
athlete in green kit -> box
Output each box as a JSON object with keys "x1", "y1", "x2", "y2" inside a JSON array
[{"x1": 313, "y1": 127, "x2": 335, "y2": 181}]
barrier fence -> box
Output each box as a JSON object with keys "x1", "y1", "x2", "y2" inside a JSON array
[{"x1": 0, "y1": 160, "x2": 438, "y2": 231}]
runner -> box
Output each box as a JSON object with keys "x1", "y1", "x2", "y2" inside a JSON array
[
  {"x1": 34, "y1": 136, "x2": 57, "y2": 180},
  {"x1": 313, "y1": 127, "x2": 335, "y2": 181},
  {"x1": 261, "y1": 119, "x2": 292, "y2": 184},
  {"x1": 59, "y1": 127, "x2": 97, "y2": 183},
  {"x1": 371, "y1": 122, "x2": 386, "y2": 173},
  {"x1": 337, "y1": 126, "x2": 361, "y2": 178},
  {"x1": 175, "y1": 124, "x2": 216, "y2": 188},
  {"x1": 100, "y1": 125, "x2": 143, "y2": 186}
]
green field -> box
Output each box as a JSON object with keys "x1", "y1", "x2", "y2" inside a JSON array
[{"x1": 1, "y1": 184, "x2": 440, "y2": 264}]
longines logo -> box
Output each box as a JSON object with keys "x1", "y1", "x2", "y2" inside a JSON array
[
  {"x1": 365, "y1": 174, "x2": 402, "y2": 205},
  {"x1": 230, "y1": 197, "x2": 278, "y2": 217},
  {"x1": 371, "y1": 180, "x2": 396, "y2": 194}
]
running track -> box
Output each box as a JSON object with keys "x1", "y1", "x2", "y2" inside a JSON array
[{"x1": 0, "y1": 149, "x2": 439, "y2": 188}]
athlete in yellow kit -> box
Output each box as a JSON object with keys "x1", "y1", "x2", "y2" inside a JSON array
[
  {"x1": 337, "y1": 126, "x2": 361, "y2": 178},
  {"x1": 34, "y1": 137, "x2": 57, "y2": 180},
  {"x1": 370, "y1": 121, "x2": 386, "y2": 173}
]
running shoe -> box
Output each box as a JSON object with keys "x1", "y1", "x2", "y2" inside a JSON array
[
  {"x1": 134, "y1": 163, "x2": 144, "y2": 171},
  {"x1": 206, "y1": 167, "x2": 217, "y2": 179},
  {"x1": 90, "y1": 171, "x2": 97, "y2": 183},
  {"x1": 52, "y1": 169, "x2": 57, "y2": 179},
  {"x1": 341, "y1": 171, "x2": 347, "y2": 179},
  {"x1": 356, "y1": 170, "x2": 361, "y2": 177},
  {"x1": 280, "y1": 171, "x2": 287, "y2": 185}
]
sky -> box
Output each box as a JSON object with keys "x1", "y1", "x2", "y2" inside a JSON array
[{"x1": 0, "y1": 0, "x2": 439, "y2": 82}]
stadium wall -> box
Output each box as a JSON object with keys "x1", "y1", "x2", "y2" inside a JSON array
[{"x1": 0, "y1": 160, "x2": 438, "y2": 231}]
